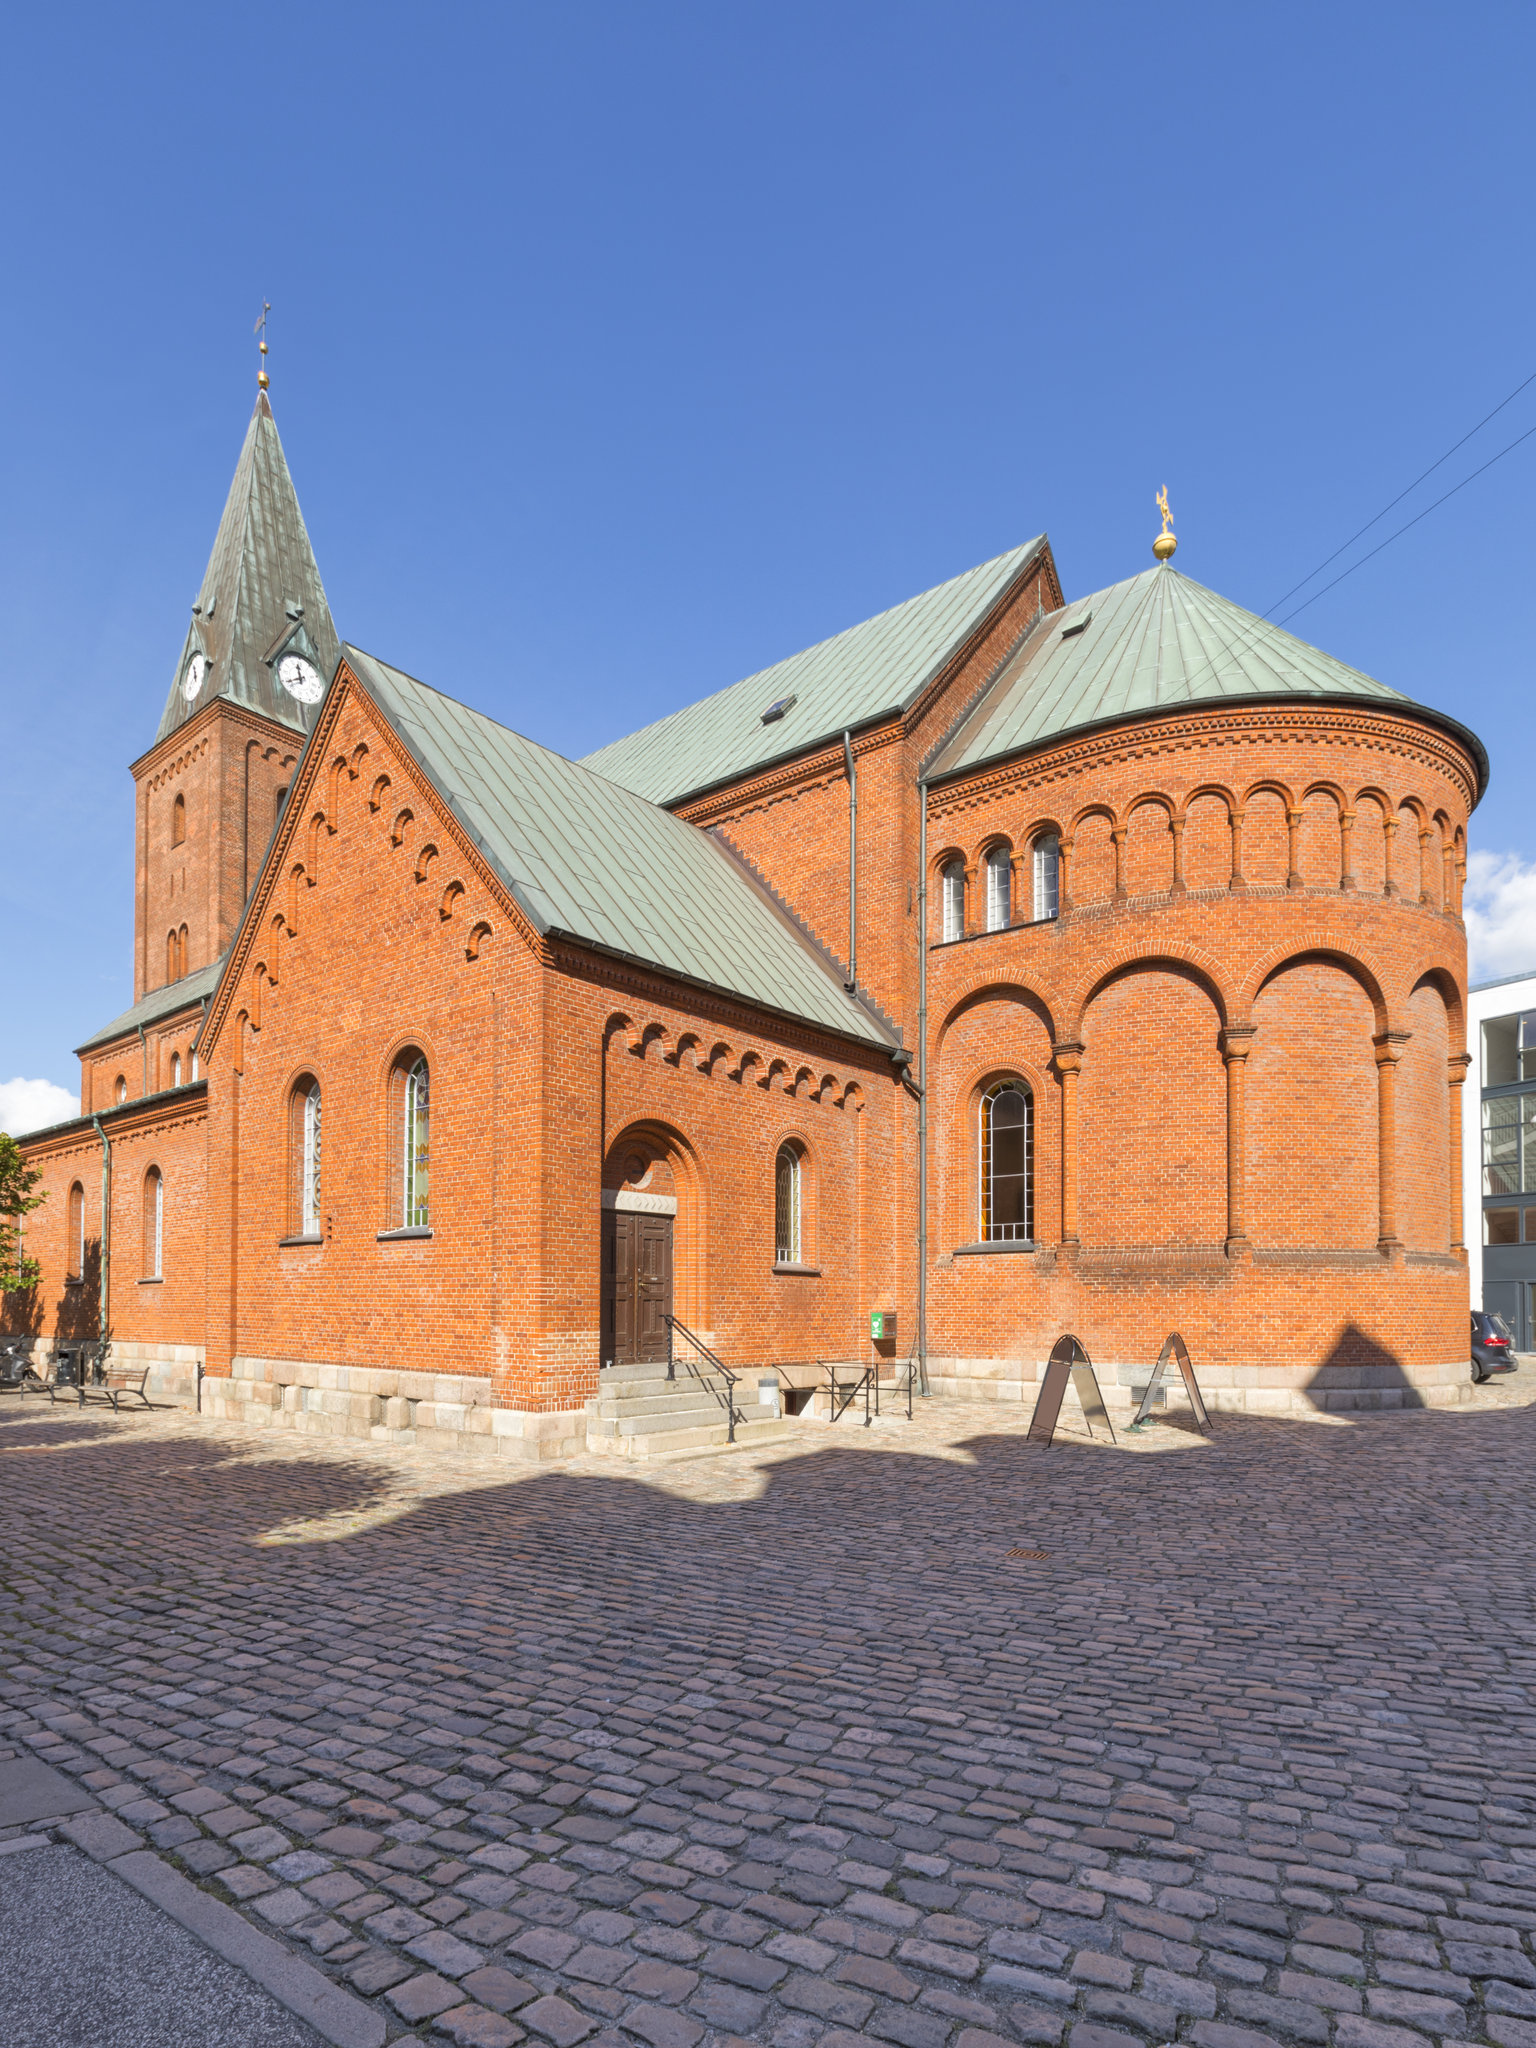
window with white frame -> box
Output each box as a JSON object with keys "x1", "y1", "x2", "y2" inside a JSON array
[
  {"x1": 1032, "y1": 834, "x2": 1060, "y2": 921},
  {"x1": 67, "y1": 1181, "x2": 85, "y2": 1281},
  {"x1": 941, "y1": 860, "x2": 965, "y2": 942},
  {"x1": 143, "y1": 1167, "x2": 163, "y2": 1279},
  {"x1": 775, "y1": 1143, "x2": 802, "y2": 1263},
  {"x1": 288, "y1": 1079, "x2": 322, "y2": 1237},
  {"x1": 985, "y1": 848, "x2": 1011, "y2": 931},
  {"x1": 402, "y1": 1056, "x2": 430, "y2": 1228},
  {"x1": 979, "y1": 1080, "x2": 1032, "y2": 1241}
]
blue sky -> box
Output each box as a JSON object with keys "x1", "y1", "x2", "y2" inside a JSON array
[{"x1": 3, "y1": 2, "x2": 1534, "y2": 1119}]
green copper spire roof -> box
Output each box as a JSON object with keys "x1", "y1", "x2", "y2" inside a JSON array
[
  {"x1": 926, "y1": 563, "x2": 1488, "y2": 791},
  {"x1": 153, "y1": 393, "x2": 340, "y2": 746}
]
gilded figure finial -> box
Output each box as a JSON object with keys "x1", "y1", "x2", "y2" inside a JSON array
[
  {"x1": 255, "y1": 301, "x2": 271, "y2": 391},
  {"x1": 1153, "y1": 486, "x2": 1177, "y2": 561}
]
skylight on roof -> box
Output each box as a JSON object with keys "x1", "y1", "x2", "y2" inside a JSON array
[
  {"x1": 761, "y1": 694, "x2": 797, "y2": 724},
  {"x1": 1061, "y1": 611, "x2": 1092, "y2": 639}
]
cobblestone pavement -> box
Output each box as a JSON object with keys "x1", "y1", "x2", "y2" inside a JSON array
[{"x1": 2, "y1": 1385, "x2": 1534, "y2": 2048}]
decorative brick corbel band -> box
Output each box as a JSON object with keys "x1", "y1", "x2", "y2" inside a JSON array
[
  {"x1": 1372, "y1": 1030, "x2": 1413, "y2": 1252},
  {"x1": 1218, "y1": 1025, "x2": 1258, "y2": 1252},
  {"x1": 1052, "y1": 1040, "x2": 1085, "y2": 1243}
]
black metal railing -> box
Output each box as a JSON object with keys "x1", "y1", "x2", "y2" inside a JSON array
[
  {"x1": 826, "y1": 1360, "x2": 881, "y2": 1427},
  {"x1": 663, "y1": 1316, "x2": 743, "y2": 1442}
]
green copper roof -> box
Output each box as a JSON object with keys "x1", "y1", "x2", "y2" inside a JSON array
[
  {"x1": 927, "y1": 563, "x2": 1487, "y2": 789},
  {"x1": 581, "y1": 536, "x2": 1047, "y2": 806},
  {"x1": 344, "y1": 648, "x2": 897, "y2": 1050},
  {"x1": 76, "y1": 955, "x2": 224, "y2": 1055},
  {"x1": 153, "y1": 394, "x2": 340, "y2": 747}
]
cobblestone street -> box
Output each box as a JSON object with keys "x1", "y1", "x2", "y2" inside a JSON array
[{"x1": 2, "y1": 1387, "x2": 1534, "y2": 2048}]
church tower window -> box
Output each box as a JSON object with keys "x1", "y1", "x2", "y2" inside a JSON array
[{"x1": 172, "y1": 794, "x2": 186, "y2": 846}]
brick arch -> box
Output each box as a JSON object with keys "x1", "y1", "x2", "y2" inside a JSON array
[
  {"x1": 769, "y1": 1122, "x2": 818, "y2": 1264},
  {"x1": 1063, "y1": 949, "x2": 1230, "y2": 1039},
  {"x1": 1238, "y1": 943, "x2": 1388, "y2": 1034},
  {"x1": 602, "y1": 1011, "x2": 640, "y2": 1055},
  {"x1": 1239, "y1": 775, "x2": 1298, "y2": 810},
  {"x1": 603, "y1": 1117, "x2": 709, "y2": 1327},
  {"x1": 1409, "y1": 965, "x2": 1465, "y2": 1047},
  {"x1": 934, "y1": 978, "x2": 1061, "y2": 1058},
  {"x1": 1173, "y1": 781, "x2": 1237, "y2": 823},
  {"x1": 1123, "y1": 792, "x2": 1176, "y2": 898}
]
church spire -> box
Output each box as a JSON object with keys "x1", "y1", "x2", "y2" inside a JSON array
[{"x1": 154, "y1": 391, "x2": 339, "y2": 745}]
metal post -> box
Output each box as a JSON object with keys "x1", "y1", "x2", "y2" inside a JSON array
[{"x1": 666, "y1": 1317, "x2": 674, "y2": 1382}]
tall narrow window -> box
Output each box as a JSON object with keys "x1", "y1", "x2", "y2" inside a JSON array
[
  {"x1": 166, "y1": 930, "x2": 178, "y2": 982},
  {"x1": 289, "y1": 1079, "x2": 322, "y2": 1236},
  {"x1": 986, "y1": 848, "x2": 1011, "y2": 931},
  {"x1": 191, "y1": 1050, "x2": 199, "y2": 1081},
  {"x1": 178, "y1": 925, "x2": 189, "y2": 978},
  {"x1": 1032, "y1": 834, "x2": 1060, "y2": 921},
  {"x1": 115, "y1": 1075, "x2": 128, "y2": 1105},
  {"x1": 67, "y1": 1182, "x2": 85, "y2": 1281},
  {"x1": 172, "y1": 793, "x2": 186, "y2": 845},
  {"x1": 143, "y1": 1168, "x2": 163, "y2": 1279},
  {"x1": 980, "y1": 1081, "x2": 1032, "y2": 1241},
  {"x1": 941, "y1": 860, "x2": 965, "y2": 943},
  {"x1": 775, "y1": 1143, "x2": 802, "y2": 1263},
  {"x1": 171, "y1": 1053, "x2": 182, "y2": 1087},
  {"x1": 402, "y1": 1057, "x2": 430, "y2": 1227}
]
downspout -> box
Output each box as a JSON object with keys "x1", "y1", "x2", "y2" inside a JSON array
[
  {"x1": 91, "y1": 1114, "x2": 111, "y2": 1355},
  {"x1": 916, "y1": 776, "x2": 929, "y2": 1397},
  {"x1": 842, "y1": 730, "x2": 858, "y2": 993}
]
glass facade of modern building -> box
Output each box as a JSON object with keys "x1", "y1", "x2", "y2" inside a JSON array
[{"x1": 1478, "y1": 992, "x2": 1536, "y2": 1349}]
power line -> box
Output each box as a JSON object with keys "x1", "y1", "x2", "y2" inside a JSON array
[
  {"x1": 1277, "y1": 413, "x2": 1536, "y2": 626},
  {"x1": 1264, "y1": 365, "x2": 1536, "y2": 618}
]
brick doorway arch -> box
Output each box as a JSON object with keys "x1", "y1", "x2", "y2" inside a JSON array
[{"x1": 601, "y1": 1124, "x2": 703, "y2": 1367}]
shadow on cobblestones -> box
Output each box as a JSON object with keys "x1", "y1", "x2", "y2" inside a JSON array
[{"x1": 2, "y1": 1396, "x2": 1534, "y2": 2048}]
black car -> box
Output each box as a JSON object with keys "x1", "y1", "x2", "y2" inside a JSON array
[{"x1": 1471, "y1": 1310, "x2": 1518, "y2": 1381}]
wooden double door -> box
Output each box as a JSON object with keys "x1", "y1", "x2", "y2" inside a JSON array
[{"x1": 602, "y1": 1209, "x2": 674, "y2": 1364}]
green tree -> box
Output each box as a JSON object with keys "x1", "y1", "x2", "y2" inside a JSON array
[{"x1": 0, "y1": 1132, "x2": 44, "y2": 1293}]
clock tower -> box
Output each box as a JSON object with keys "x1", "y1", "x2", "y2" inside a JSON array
[{"x1": 129, "y1": 392, "x2": 340, "y2": 1001}]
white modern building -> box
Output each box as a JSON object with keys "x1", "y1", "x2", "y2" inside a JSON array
[{"x1": 1466, "y1": 968, "x2": 1536, "y2": 1349}]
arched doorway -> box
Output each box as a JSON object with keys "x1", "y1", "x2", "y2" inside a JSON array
[{"x1": 602, "y1": 1131, "x2": 681, "y2": 1365}]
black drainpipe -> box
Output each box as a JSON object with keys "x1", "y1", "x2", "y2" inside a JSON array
[
  {"x1": 842, "y1": 730, "x2": 858, "y2": 993},
  {"x1": 90, "y1": 1114, "x2": 111, "y2": 1355}
]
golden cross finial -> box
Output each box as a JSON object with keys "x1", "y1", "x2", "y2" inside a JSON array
[
  {"x1": 255, "y1": 301, "x2": 271, "y2": 390},
  {"x1": 1153, "y1": 486, "x2": 1177, "y2": 562}
]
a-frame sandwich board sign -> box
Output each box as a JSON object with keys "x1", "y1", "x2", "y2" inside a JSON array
[
  {"x1": 1126, "y1": 1331, "x2": 1214, "y2": 1434},
  {"x1": 1026, "y1": 1334, "x2": 1117, "y2": 1447}
]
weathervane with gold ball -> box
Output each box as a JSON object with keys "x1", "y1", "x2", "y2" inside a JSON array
[{"x1": 1153, "y1": 486, "x2": 1177, "y2": 562}]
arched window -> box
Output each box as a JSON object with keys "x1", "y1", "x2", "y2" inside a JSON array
[
  {"x1": 941, "y1": 860, "x2": 965, "y2": 943},
  {"x1": 166, "y1": 930, "x2": 178, "y2": 982},
  {"x1": 178, "y1": 925, "x2": 189, "y2": 977},
  {"x1": 67, "y1": 1182, "x2": 85, "y2": 1281},
  {"x1": 171, "y1": 1053, "x2": 182, "y2": 1087},
  {"x1": 985, "y1": 848, "x2": 1011, "y2": 932},
  {"x1": 115, "y1": 1075, "x2": 128, "y2": 1105},
  {"x1": 980, "y1": 1081, "x2": 1032, "y2": 1242},
  {"x1": 289, "y1": 1078, "x2": 322, "y2": 1236},
  {"x1": 191, "y1": 1049, "x2": 199, "y2": 1081},
  {"x1": 143, "y1": 1168, "x2": 163, "y2": 1279},
  {"x1": 391, "y1": 1064, "x2": 434, "y2": 1220},
  {"x1": 775, "y1": 1143, "x2": 802, "y2": 1264},
  {"x1": 172, "y1": 793, "x2": 186, "y2": 846},
  {"x1": 1032, "y1": 834, "x2": 1060, "y2": 921}
]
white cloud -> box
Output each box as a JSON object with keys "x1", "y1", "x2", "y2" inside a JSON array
[
  {"x1": 0, "y1": 1077, "x2": 79, "y2": 1136},
  {"x1": 1465, "y1": 849, "x2": 1536, "y2": 983}
]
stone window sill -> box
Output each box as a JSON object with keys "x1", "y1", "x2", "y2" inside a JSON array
[
  {"x1": 278, "y1": 1234, "x2": 323, "y2": 1248},
  {"x1": 952, "y1": 1239, "x2": 1038, "y2": 1256},
  {"x1": 377, "y1": 1227, "x2": 433, "y2": 1242},
  {"x1": 932, "y1": 916, "x2": 1059, "y2": 949},
  {"x1": 772, "y1": 1262, "x2": 821, "y2": 1276},
  {"x1": 137, "y1": 1277, "x2": 163, "y2": 1286}
]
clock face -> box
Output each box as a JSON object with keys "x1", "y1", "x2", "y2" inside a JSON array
[
  {"x1": 183, "y1": 652, "x2": 208, "y2": 702},
  {"x1": 279, "y1": 654, "x2": 324, "y2": 705}
]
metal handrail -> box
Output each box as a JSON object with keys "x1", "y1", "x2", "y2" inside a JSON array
[
  {"x1": 826, "y1": 1360, "x2": 881, "y2": 1426},
  {"x1": 663, "y1": 1316, "x2": 742, "y2": 1443}
]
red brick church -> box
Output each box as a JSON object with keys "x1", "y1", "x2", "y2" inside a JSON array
[{"x1": 6, "y1": 391, "x2": 1486, "y2": 1450}]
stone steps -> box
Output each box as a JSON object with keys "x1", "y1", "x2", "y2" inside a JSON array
[{"x1": 589, "y1": 1361, "x2": 792, "y2": 1459}]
